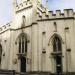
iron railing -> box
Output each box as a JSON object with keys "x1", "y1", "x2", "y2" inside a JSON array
[{"x1": 0, "y1": 70, "x2": 75, "y2": 75}]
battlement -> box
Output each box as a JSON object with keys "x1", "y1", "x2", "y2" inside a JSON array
[
  {"x1": 0, "y1": 9, "x2": 75, "y2": 33},
  {"x1": 37, "y1": 9, "x2": 74, "y2": 20},
  {"x1": 16, "y1": 0, "x2": 32, "y2": 12},
  {"x1": 0, "y1": 22, "x2": 12, "y2": 33}
]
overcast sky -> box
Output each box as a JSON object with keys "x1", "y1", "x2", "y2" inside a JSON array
[{"x1": 0, "y1": 0, "x2": 75, "y2": 26}]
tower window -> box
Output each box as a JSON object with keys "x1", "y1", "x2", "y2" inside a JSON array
[
  {"x1": 54, "y1": 22, "x2": 57, "y2": 32},
  {"x1": 21, "y1": 15, "x2": 26, "y2": 27}
]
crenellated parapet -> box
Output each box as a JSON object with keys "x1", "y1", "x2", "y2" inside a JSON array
[
  {"x1": 16, "y1": 0, "x2": 32, "y2": 12},
  {"x1": 37, "y1": 9, "x2": 75, "y2": 21},
  {"x1": 0, "y1": 9, "x2": 75, "y2": 33},
  {"x1": 0, "y1": 22, "x2": 12, "y2": 33}
]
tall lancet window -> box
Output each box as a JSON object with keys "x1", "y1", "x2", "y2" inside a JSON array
[
  {"x1": 53, "y1": 36, "x2": 62, "y2": 52},
  {"x1": 18, "y1": 33, "x2": 27, "y2": 72},
  {"x1": 19, "y1": 33, "x2": 27, "y2": 54},
  {"x1": 52, "y1": 36, "x2": 62, "y2": 74}
]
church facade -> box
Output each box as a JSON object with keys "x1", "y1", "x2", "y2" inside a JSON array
[{"x1": 0, "y1": 0, "x2": 75, "y2": 74}]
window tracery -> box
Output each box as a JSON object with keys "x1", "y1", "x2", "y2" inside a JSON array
[
  {"x1": 53, "y1": 36, "x2": 62, "y2": 52},
  {"x1": 18, "y1": 33, "x2": 27, "y2": 54}
]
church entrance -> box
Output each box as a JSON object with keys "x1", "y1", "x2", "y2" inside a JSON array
[
  {"x1": 55, "y1": 55, "x2": 62, "y2": 74},
  {"x1": 20, "y1": 56, "x2": 26, "y2": 72}
]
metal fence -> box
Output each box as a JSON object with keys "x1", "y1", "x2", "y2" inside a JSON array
[
  {"x1": 0, "y1": 70, "x2": 75, "y2": 75},
  {"x1": 0, "y1": 70, "x2": 51, "y2": 75},
  {"x1": 0, "y1": 70, "x2": 15, "y2": 75},
  {"x1": 51, "y1": 72, "x2": 75, "y2": 75},
  {"x1": 15, "y1": 72, "x2": 51, "y2": 75}
]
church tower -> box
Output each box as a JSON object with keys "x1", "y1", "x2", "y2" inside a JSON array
[
  {"x1": 12, "y1": 0, "x2": 42, "y2": 28},
  {"x1": 12, "y1": 0, "x2": 43, "y2": 72}
]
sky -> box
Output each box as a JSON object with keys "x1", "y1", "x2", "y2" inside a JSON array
[{"x1": 0, "y1": 0, "x2": 75, "y2": 26}]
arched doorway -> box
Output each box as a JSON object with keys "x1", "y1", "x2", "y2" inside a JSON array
[
  {"x1": 52, "y1": 36, "x2": 62, "y2": 74},
  {"x1": 18, "y1": 33, "x2": 27, "y2": 72},
  {"x1": 20, "y1": 56, "x2": 26, "y2": 72}
]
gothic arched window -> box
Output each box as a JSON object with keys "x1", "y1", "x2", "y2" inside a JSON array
[
  {"x1": 52, "y1": 36, "x2": 62, "y2": 74},
  {"x1": 19, "y1": 33, "x2": 27, "y2": 54},
  {"x1": 53, "y1": 36, "x2": 62, "y2": 52},
  {"x1": 18, "y1": 33, "x2": 28, "y2": 72}
]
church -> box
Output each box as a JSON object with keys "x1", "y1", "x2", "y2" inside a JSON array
[{"x1": 0, "y1": 0, "x2": 75, "y2": 74}]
